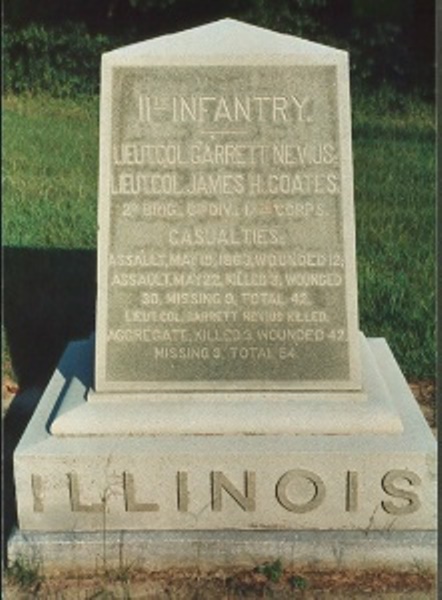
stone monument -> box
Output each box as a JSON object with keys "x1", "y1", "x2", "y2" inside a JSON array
[{"x1": 9, "y1": 19, "x2": 436, "y2": 571}]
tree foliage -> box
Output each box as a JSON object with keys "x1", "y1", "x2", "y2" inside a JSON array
[{"x1": 4, "y1": 0, "x2": 434, "y2": 97}]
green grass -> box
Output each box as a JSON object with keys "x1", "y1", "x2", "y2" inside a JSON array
[
  {"x1": 2, "y1": 89, "x2": 435, "y2": 382},
  {"x1": 6, "y1": 555, "x2": 44, "y2": 591},
  {"x1": 3, "y1": 93, "x2": 99, "y2": 249},
  {"x1": 352, "y1": 88, "x2": 435, "y2": 378},
  {"x1": 256, "y1": 558, "x2": 284, "y2": 583}
]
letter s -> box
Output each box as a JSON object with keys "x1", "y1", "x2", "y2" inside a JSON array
[{"x1": 381, "y1": 469, "x2": 421, "y2": 515}]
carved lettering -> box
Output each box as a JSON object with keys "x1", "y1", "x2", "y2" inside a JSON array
[
  {"x1": 248, "y1": 173, "x2": 338, "y2": 196},
  {"x1": 68, "y1": 473, "x2": 103, "y2": 513},
  {"x1": 346, "y1": 471, "x2": 358, "y2": 512},
  {"x1": 102, "y1": 65, "x2": 355, "y2": 386},
  {"x1": 123, "y1": 472, "x2": 159, "y2": 512},
  {"x1": 212, "y1": 471, "x2": 256, "y2": 512},
  {"x1": 170, "y1": 95, "x2": 312, "y2": 124},
  {"x1": 381, "y1": 470, "x2": 421, "y2": 515},
  {"x1": 177, "y1": 471, "x2": 189, "y2": 512},
  {"x1": 48, "y1": 467, "x2": 425, "y2": 518},
  {"x1": 31, "y1": 474, "x2": 44, "y2": 512},
  {"x1": 276, "y1": 469, "x2": 326, "y2": 513}
]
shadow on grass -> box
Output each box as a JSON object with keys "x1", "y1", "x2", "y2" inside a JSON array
[{"x1": 3, "y1": 246, "x2": 96, "y2": 388}]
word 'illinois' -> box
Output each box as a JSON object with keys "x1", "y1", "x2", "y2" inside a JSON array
[{"x1": 31, "y1": 469, "x2": 421, "y2": 517}]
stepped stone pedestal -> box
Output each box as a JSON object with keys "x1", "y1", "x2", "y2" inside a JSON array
[{"x1": 9, "y1": 19, "x2": 436, "y2": 573}]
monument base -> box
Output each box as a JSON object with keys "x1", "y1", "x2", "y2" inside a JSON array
[
  {"x1": 10, "y1": 337, "x2": 436, "y2": 570},
  {"x1": 50, "y1": 334, "x2": 402, "y2": 436},
  {"x1": 7, "y1": 529, "x2": 436, "y2": 573}
]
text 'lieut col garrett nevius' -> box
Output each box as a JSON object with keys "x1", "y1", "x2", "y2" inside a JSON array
[{"x1": 137, "y1": 94, "x2": 313, "y2": 123}]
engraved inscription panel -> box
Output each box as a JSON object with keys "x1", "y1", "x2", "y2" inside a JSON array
[
  {"x1": 101, "y1": 65, "x2": 356, "y2": 389},
  {"x1": 31, "y1": 469, "x2": 423, "y2": 518}
]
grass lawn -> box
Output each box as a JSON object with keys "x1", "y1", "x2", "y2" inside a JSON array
[
  {"x1": 2, "y1": 89, "x2": 436, "y2": 386},
  {"x1": 3, "y1": 94, "x2": 98, "y2": 249},
  {"x1": 352, "y1": 89, "x2": 435, "y2": 380}
]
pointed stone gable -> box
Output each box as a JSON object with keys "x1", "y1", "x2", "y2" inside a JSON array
[{"x1": 103, "y1": 19, "x2": 343, "y2": 60}]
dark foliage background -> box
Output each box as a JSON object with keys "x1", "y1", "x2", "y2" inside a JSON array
[{"x1": 4, "y1": 0, "x2": 434, "y2": 98}]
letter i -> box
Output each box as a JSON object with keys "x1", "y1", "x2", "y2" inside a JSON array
[
  {"x1": 346, "y1": 471, "x2": 358, "y2": 512},
  {"x1": 177, "y1": 471, "x2": 189, "y2": 512},
  {"x1": 32, "y1": 474, "x2": 44, "y2": 512}
]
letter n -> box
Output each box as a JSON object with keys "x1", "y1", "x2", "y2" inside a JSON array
[{"x1": 211, "y1": 471, "x2": 256, "y2": 512}]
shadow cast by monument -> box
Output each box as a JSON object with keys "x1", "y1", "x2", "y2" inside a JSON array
[
  {"x1": 3, "y1": 246, "x2": 96, "y2": 388},
  {"x1": 3, "y1": 247, "x2": 95, "y2": 563},
  {"x1": 3, "y1": 387, "x2": 43, "y2": 562}
]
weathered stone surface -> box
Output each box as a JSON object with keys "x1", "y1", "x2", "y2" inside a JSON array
[
  {"x1": 50, "y1": 335, "x2": 401, "y2": 436},
  {"x1": 7, "y1": 529, "x2": 437, "y2": 573},
  {"x1": 14, "y1": 339, "x2": 436, "y2": 532},
  {"x1": 95, "y1": 19, "x2": 360, "y2": 393}
]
